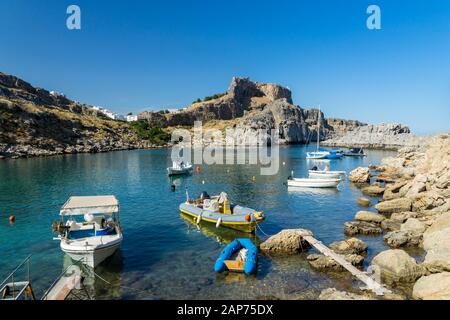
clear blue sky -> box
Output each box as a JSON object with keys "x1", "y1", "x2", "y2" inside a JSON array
[{"x1": 1, "y1": 0, "x2": 449, "y2": 134}]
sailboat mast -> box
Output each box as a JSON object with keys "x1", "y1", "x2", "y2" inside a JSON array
[{"x1": 316, "y1": 106, "x2": 321, "y2": 152}]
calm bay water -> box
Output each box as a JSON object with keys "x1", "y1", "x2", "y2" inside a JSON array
[{"x1": 0, "y1": 146, "x2": 404, "y2": 299}]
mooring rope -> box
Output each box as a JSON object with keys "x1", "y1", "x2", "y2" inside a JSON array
[{"x1": 91, "y1": 269, "x2": 155, "y2": 298}]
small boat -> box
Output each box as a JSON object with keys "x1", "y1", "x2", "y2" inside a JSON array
[
  {"x1": 179, "y1": 191, "x2": 265, "y2": 233},
  {"x1": 306, "y1": 151, "x2": 329, "y2": 159},
  {"x1": 306, "y1": 106, "x2": 330, "y2": 160},
  {"x1": 287, "y1": 177, "x2": 341, "y2": 188},
  {"x1": 53, "y1": 196, "x2": 123, "y2": 268},
  {"x1": 344, "y1": 148, "x2": 367, "y2": 157},
  {"x1": 167, "y1": 160, "x2": 193, "y2": 176},
  {"x1": 214, "y1": 238, "x2": 258, "y2": 275},
  {"x1": 325, "y1": 151, "x2": 343, "y2": 160}
]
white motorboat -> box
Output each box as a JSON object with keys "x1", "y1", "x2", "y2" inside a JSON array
[
  {"x1": 53, "y1": 196, "x2": 123, "y2": 268},
  {"x1": 287, "y1": 177, "x2": 341, "y2": 188},
  {"x1": 167, "y1": 161, "x2": 193, "y2": 176},
  {"x1": 308, "y1": 170, "x2": 346, "y2": 179}
]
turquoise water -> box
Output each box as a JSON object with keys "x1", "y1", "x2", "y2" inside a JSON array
[{"x1": 0, "y1": 146, "x2": 402, "y2": 299}]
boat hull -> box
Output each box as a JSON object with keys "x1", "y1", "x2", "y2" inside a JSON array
[
  {"x1": 306, "y1": 152, "x2": 329, "y2": 159},
  {"x1": 167, "y1": 167, "x2": 193, "y2": 176},
  {"x1": 287, "y1": 178, "x2": 341, "y2": 188},
  {"x1": 60, "y1": 234, "x2": 122, "y2": 268},
  {"x1": 179, "y1": 203, "x2": 264, "y2": 233}
]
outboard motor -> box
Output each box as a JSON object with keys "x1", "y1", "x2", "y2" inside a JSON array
[{"x1": 200, "y1": 191, "x2": 210, "y2": 200}]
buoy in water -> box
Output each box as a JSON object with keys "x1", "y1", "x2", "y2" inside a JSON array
[
  {"x1": 9, "y1": 215, "x2": 15, "y2": 223},
  {"x1": 196, "y1": 165, "x2": 201, "y2": 173},
  {"x1": 252, "y1": 176, "x2": 256, "y2": 181},
  {"x1": 202, "y1": 180, "x2": 205, "y2": 184},
  {"x1": 283, "y1": 161, "x2": 286, "y2": 166}
]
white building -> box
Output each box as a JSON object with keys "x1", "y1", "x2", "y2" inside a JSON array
[
  {"x1": 126, "y1": 115, "x2": 138, "y2": 122},
  {"x1": 91, "y1": 106, "x2": 125, "y2": 121}
]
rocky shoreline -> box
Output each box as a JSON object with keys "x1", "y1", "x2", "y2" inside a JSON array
[
  {"x1": 258, "y1": 133, "x2": 450, "y2": 300},
  {"x1": 322, "y1": 123, "x2": 429, "y2": 150}
]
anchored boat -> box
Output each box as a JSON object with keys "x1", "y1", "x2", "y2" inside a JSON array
[
  {"x1": 179, "y1": 191, "x2": 265, "y2": 233},
  {"x1": 287, "y1": 177, "x2": 341, "y2": 188},
  {"x1": 344, "y1": 148, "x2": 367, "y2": 157},
  {"x1": 214, "y1": 238, "x2": 258, "y2": 275},
  {"x1": 53, "y1": 196, "x2": 123, "y2": 268},
  {"x1": 306, "y1": 106, "x2": 330, "y2": 160},
  {"x1": 167, "y1": 160, "x2": 193, "y2": 176},
  {"x1": 308, "y1": 165, "x2": 345, "y2": 179}
]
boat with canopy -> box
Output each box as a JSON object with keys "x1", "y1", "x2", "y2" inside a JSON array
[
  {"x1": 167, "y1": 160, "x2": 193, "y2": 176},
  {"x1": 52, "y1": 196, "x2": 122, "y2": 268}
]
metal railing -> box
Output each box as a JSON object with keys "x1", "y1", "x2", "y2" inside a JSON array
[{"x1": 0, "y1": 254, "x2": 32, "y2": 300}]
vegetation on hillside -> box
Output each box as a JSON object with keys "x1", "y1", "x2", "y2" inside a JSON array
[
  {"x1": 193, "y1": 92, "x2": 226, "y2": 104},
  {"x1": 130, "y1": 121, "x2": 170, "y2": 145}
]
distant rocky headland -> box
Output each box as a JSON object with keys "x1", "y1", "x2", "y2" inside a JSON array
[{"x1": 0, "y1": 72, "x2": 434, "y2": 159}]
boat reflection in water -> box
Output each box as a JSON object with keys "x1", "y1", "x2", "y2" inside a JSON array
[
  {"x1": 180, "y1": 213, "x2": 261, "y2": 246},
  {"x1": 60, "y1": 250, "x2": 124, "y2": 300},
  {"x1": 287, "y1": 186, "x2": 340, "y2": 196}
]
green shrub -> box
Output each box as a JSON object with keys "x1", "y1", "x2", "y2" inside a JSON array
[{"x1": 130, "y1": 121, "x2": 170, "y2": 145}]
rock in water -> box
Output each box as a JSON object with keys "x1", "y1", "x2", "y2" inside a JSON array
[
  {"x1": 357, "y1": 197, "x2": 372, "y2": 207},
  {"x1": 344, "y1": 221, "x2": 383, "y2": 236},
  {"x1": 384, "y1": 230, "x2": 422, "y2": 248},
  {"x1": 259, "y1": 229, "x2": 312, "y2": 254},
  {"x1": 375, "y1": 198, "x2": 412, "y2": 214},
  {"x1": 362, "y1": 185, "x2": 386, "y2": 196},
  {"x1": 355, "y1": 211, "x2": 386, "y2": 224},
  {"x1": 329, "y1": 238, "x2": 368, "y2": 255},
  {"x1": 319, "y1": 288, "x2": 373, "y2": 300},
  {"x1": 349, "y1": 167, "x2": 370, "y2": 183},
  {"x1": 412, "y1": 272, "x2": 450, "y2": 300},
  {"x1": 307, "y1": 253, "x2": 364, "y2": 271},
  {"x1": 371, "y1": 249, "x2": 425, "y2": 284}
]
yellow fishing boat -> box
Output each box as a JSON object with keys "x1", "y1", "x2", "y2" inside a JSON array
[{"x1": 179, "y1": 191, "x2": 265, "y2": 233}]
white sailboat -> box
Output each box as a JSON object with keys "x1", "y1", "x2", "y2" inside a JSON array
[
  {"x1": 306, "y1": 106, "x2": 329, "y2": 159},
  {"x1": 53, "y1": 196, "x2": 123, "y2": 268}
]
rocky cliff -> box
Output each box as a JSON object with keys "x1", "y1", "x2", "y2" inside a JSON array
[
  {"x1": 0, "y1": 72, "x2": 145, "y2": 159},
  {"x1": 322, "y1": 123, "x2": 429, "y2": 150},
  {"x1": 139, "y1": 77, "x2": 364, "y2": 145}
]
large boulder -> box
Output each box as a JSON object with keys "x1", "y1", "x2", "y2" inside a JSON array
[
  {"x1": 259, "y1": 229, "x2": 312, "y2": 254},
  {"x1": 412, "y1": 272, "x2": 450, "y2": 300},
  {"x1": 349, "y1": 167, "x2": 370, "y2": 183},
  {"x1": 355, "y1": 211, "x2": 386, "y2": 224},
  {"x1": 400, "y1": 218, "x2": 427, "y2": 234},
  {"x1": 329, "y1": 238, "x2": 368, "y2": 255},
  {"x1": 422, "y1": 212, "x2": 450, "y2": 273},
  {"x1": 384, "y1": 230, "x2": 422, "y2": 248},
  {"x1": 383, "y1": 180, "x2": 409, "y2": 201},
  {"x1": 344, "y1": 221, "x2": 383, "y2": 236},
  {"x1": 319, "y1": 288, "x2": 373, "y2": 300},
  {"x1": 371, "y1": 249, "x2": 426, "y2": 284},
  {"x1": 375, "y1": 198, "x2": 412, "y2": 214},
  {"x1": 381, "y1": 219, "x2": 402, "y2": 231}
]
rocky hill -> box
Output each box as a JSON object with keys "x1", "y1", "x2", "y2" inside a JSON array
[
  {"x1": 139, "y1": 77, "x2": 365, "y2": 144},
  {"x1": 0, "y1": 72, "x2": 145, "y2": 159}
]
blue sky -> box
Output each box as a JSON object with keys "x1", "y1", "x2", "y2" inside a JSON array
[{"x1": 0, "y1": 0, "x2": 449, "y2": 134}]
